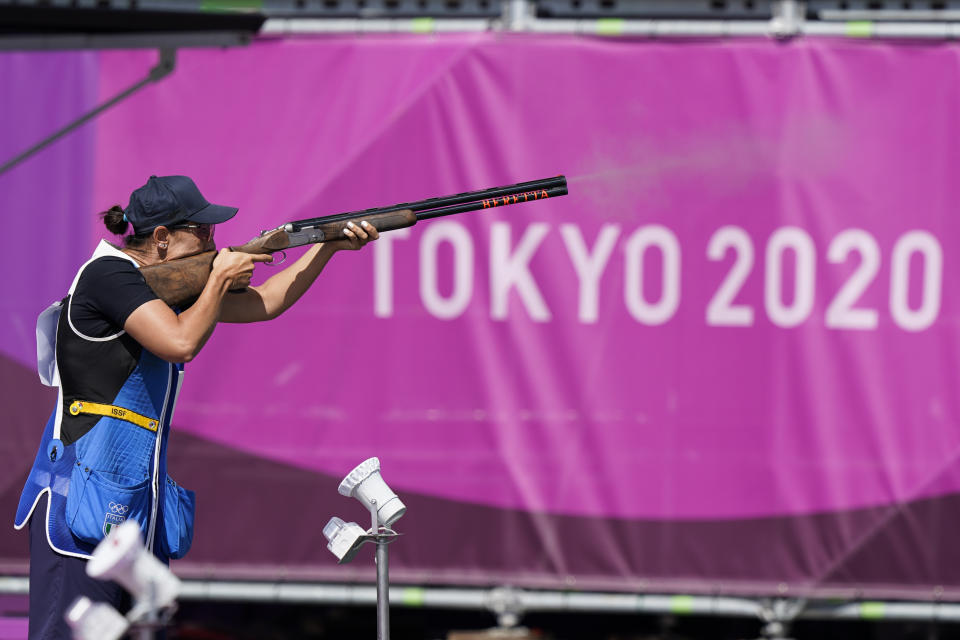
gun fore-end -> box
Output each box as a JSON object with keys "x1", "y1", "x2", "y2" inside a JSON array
[
  {"x1": 286, "y1": 208, "x2": 417, "y2": 245},
  {"x1": 346, "y1": 208, "x2": 417, "y2": 235}
]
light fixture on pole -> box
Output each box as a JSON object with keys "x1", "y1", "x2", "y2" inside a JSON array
[
  {"x1": 337, "y1": 456, "x2": 406, "y2": 526},
  {"x1": 66, "y1": 519, "x2": 181, "y2": 640},
  {"x1": 324, "y1": 457, "x2": 404, "y2": 640}
]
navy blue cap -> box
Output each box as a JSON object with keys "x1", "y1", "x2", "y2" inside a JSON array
[{"x1": 123, "y1": 175, "x2": 238, "y2": 235}]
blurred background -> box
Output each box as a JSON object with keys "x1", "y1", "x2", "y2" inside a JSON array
[{"x1": 3, "y1": 1, "x2": 960, "y2": 638}]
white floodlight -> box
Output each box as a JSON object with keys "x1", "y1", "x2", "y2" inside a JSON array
[
  {"x1": 65, "y1": 596, "x2": 129, "y2": 640},
  {"x1": 322, "y1": 516, "x2": 369, "y2": 564},
  {"x1": 330, "y1": 456, "x2": 406, "y2": 640},
  {"x1": 337, "y1": 457, "x2": 406, "y2": 527},
  {"x1": 86, "y1": 520, "x2": 181, "y2": 621}
]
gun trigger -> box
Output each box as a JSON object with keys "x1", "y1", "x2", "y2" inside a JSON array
[{"x1": 267, "y1": 251, "x2": 286, "y2": 266}]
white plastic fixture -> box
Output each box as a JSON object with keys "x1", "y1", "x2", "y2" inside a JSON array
[
  {"x1": 86, "y1": 520, "x2": 182, "y2": 620},
  {"x1": 65, "y1": 596, "x2": 129, "y2": 640},
  {"x1": 322, "y1": 516, "x2": 369, "y2": 563},
  {"x1": 337, "y1": 457, "x2": 406, "y2": 527}
]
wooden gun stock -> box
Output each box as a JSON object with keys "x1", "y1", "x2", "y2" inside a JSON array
[{"x1": 141, "y1": 250, "x2": 219, "y2": 309}]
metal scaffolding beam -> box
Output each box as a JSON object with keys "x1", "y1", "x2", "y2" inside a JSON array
[{"x1": 0, "y1": 575, "x2": 958, "y2": 627}]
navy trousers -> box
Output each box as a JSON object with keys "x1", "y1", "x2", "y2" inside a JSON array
[{"x1": 28, "y1": 498, "x2": 130, "y2": 640}]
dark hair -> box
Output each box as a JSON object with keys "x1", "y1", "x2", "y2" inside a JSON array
[{"x1": 99, "y1": 205, "x2": 150, "y2": 248}]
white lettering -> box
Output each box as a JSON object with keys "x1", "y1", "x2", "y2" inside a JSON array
[
  {"x1": 420, "y1": 221, "x2": 474, "y2": 320},
  {"x1": 890, "y1": 231, "x2": 942, "y2": 332},
  {"x1": 706, "y1": 226, "x2": 755, "y2": 326},
  {"x1": 559, "y1": 224, "x2": 620, "y2": 324},
  {"x1": 825, "y1": 229, "x2": 879, "y2": 330},
  {"x1": 765, "y1": 227, "x2": 815, "y2": 328},
  {"x1": 623, "y1": 225, "x2": 681, "y2": 325},
  {"x1": 490, "y1": 222, "x2": 551, "y2": 322},
  {"x1": 373, "y1": 228, "x2": 410, "y2": 318}
]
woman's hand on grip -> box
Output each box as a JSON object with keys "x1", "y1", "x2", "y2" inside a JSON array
[{"x1": 211, "y1": 249, "x2": 273, "y2": 289}]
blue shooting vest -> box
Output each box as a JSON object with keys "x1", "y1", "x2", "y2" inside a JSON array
[{"x1": 14, "y1": 241, "x2": 194, "y2": 561}]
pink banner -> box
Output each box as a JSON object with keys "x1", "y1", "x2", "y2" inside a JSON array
[
  {"x1": 4, "y1": 35, "x2": 960, "y2": 597},
  {"x1": 93, "y1": 36, "x2": 960, "y2": 520}
]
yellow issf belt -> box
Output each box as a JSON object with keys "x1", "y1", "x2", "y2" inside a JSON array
[{"x1": 68, "y1": 400, "x2": 159, "y2": 432}]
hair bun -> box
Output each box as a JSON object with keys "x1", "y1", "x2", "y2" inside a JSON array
[{"x1": 100, "y1": 205, "x2": 129, "y2": 236}]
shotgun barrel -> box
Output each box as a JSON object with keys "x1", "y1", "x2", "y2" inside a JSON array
[{"x1": 285, "y1": 175, "x2": 567, "y2": 231}]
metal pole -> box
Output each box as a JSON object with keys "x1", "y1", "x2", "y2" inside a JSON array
[
  {"x1": 135, "y1": 579, "x2": 157, "y2": 640},
  {"x1": 771, "y1": 0, "x2": 805, "y2": 38},
  {"x1": 369, "y1": 498, "x2": 391, "y2": 640},
  {"x1": 504, "y1": 0, "x2": 530, "y2": 31},
  {"x1": 0, "y1": 47, "x2": 176, "y2": 177},
  {"x1": 376, "y1": 538, "x2": 390, "y2": 640}
]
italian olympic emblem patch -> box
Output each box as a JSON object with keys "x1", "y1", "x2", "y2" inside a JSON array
[{"x1": 103, "y1": 501, "x2": 129, "y2": 536}]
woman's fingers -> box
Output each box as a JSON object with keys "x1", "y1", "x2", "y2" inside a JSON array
[
  {"x1": 345, "y1": 221, "x2": 368, "y2": 240},
  {"x1": 341, "y1": 220, "x2": 378, "y2": 248},
  {"x1": 361, "y1": 220, "x2": 379, "y2": 240}
]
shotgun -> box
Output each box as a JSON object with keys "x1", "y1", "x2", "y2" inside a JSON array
[{"x1": 141, "y1": 175, "x2": 568, "y2": 307}]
